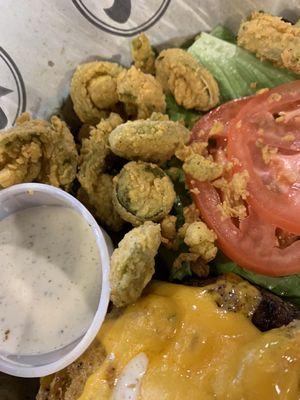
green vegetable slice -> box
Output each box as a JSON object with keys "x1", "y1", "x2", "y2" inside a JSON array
[{"x1": 188, "y1": 33, "x2": 297, "y2": 101}]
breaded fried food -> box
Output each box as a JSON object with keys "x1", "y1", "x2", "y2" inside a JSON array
[
  {"x1": 109, "y1": 118, "x2": 190, "y2": 164},
  {"x1": 155, "y1": 48, "x2": 220, "y2": 110},
  {"x1": 113, "y1": 161, "x2": 176, "y2": 226},
  {"x1": 70, "y1": 61, "x2": 124, "y2": 124},
  {"x1": 77, "y1": 124, "x2": 93, "y2": 142},
  {"x1": 179, "y1": 221, "x2": 217, "y2": 262},
  {"x1": 78, "y1": 113, "x2": 124, "y2": 231},
  {"x1": 78, "y1": 113, "x2": 123, "y2": 192},
  {"x1": 116, "y1": 66, "x2": 166, "y2": 119},
  {"x1": 37, "y1": 276, "x2": 300, "y2": 400},
  {"x1": 110, "y1": 221, "x2": 161, "y2": 307},
  {"x1": 0, "y1": 113, "x2": 78, "y2": 190},
  {"x1": 182, "y1": 153, "x2": 224, "y2": 182},
  {"x1": 131, "y1": 33, "x2": 156, "y2": 74},
  {"x1": 36, "y1": 339, "x2": 106, "y2": 400},
  {"x1": 78, "y1": 174, "x2": 124, "y2": 232},
  {"x1": 238, "y1": 12, "x2": 300, "y2": 74}
]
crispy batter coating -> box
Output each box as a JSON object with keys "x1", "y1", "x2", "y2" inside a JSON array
[
  {"x1": 110, "y1": 221, "x2": 161, "y2": 307},
  {"x1": 36, "y1": 340, "x2": 106, "y2": 400},
  {"x1": 180, "y1": 221, "x2": 217, "y2": 262},
  {"x1": 172, "y1": 252, "x2": 210, "y2": 278},
  {"x1": 0, "y1": 113, "x2": 78, "y2": 190},
  {"x1": 182, "y1": 153, "x2": 223, "y2": 182},
  {"x1": 78, "y1": 113, "x2": 124, "y2": 231},
  {"x1": 131, "y1": 33, "x2": 156, "y2": 74},
  {"x1": 77, "y1": 124, "x2": 93, "y2": 142},
  {"x1": 213, "y1": 171, "x2": 249, "y2": 219},
  {"x1": 78, "y1": 113, "x2": 123, "y2": 193},
  {"x1": 117, "y1": 66, "x2": 166, "y2": 119},
  {"x1": 238, "y1": 12, "x2": 300, "y2": 74},
  {"x1": 70, "y1": 61, "x2": 124, "y2": 124},
  {"x1": 183, "y1": 203, "x2": 200, "y2": 224},
  {"x1": 155, "y1": 48, "x2": 219, "y2": 110},
  {"x1": 109, "y1": 118, "x2": 190, "y2": 164},
  {"x1": 78, "y1": 174, "x2": 124, "y2": 232},
  {"x1": 161, "y1": 214, "x2": 177, "y2": 241},
  {"x1": 113, "y1": 161, "x2": 176, "y2": 226}
]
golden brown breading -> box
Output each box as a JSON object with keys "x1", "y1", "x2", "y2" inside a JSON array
[
  {"x1": 182, "y1": 153, "x2": 224, "y2": 182},
  {"x1": 180, "y1": 221, "x2": 217, "y2": 262},
  {"x1": 36, "y1": 340, "x2": 106, "y2": 400},
  {"x1": 155, "y1": 48, "x2": 219, "y2": 110},
  {"x1": 112, "y1": 161, "x2": 176, "y2": 226},
  {"x1": 110, "y1": 221, "x2": 161, "y2": 307},
  {"x1": 0, "y1": 113, "x2": 78, "y2": 190},
  {"x1": 238, "y1": 12, "x2": 300, "y2": 74},
  {"x1": 70, "y1": 61, "x2": 124, "y2": 124},
  {"x1": 117, "y1": 66, "x2": 166, "y2": 119},
  {"x1": 78, "y1": 174, "x2": 124, "y2": 232},
  {"x1": 131, "y1": 33, "x2": 156, "y2": 74},
  {"x1": 77, "y1": 113, "x2": 124, "y2": 231},
  {"x1": 108, "y1": 118, "x2": 190, "y2": 164},
  {"x1": 213, "y1": 171, "x2": 249, "y2": 219}
]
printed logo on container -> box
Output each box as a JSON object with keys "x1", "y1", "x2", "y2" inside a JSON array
[
  {"x1": 72, "y1": 0, "x2": 170, "y2": 36},
  {"x1": 0, "y1": 47, "x2": 26, "y2": 130}
]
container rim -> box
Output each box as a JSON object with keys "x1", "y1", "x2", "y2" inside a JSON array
[{"x1": 0, "y1": 183, "x2": 111, "y2": 377}]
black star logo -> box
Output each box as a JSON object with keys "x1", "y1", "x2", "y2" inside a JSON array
[
  {"x1": 104, "y1": 0, "x2": 131, "y2": 23},
  {"x1": 0, "y1": 85, "x2": 13, "y2": 129}
]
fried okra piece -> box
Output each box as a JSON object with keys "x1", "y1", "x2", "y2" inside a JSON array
[
  {"x1": 109, "y1": 118, "x2": 190, "y2": 164},
  {"x1": 131, "y1": 33, "x2": 156, "y2": 74},
  {"x1": 180, "y1": 221, "x2": 217, "y2": 262},
  {"x1": 116, "y1": 66, "x2": 166, "y2": 119},
  {"x1": 113, "y1": 161, "x2": 176, "y2": 226},
  {"x1": 182, "y1": 154, "x2": 223, "y2": 182},
  {"x1": 0, "y1": 113, "x2": 78, "y2": 190},
  {"x1": 78, "y1": 113, "x2": 124, "y2": 231},
  {"x1": 155, "y1": 48, "x2": 219, "y2": 111},
  {"x1": 110, "y1": 221, "x2": 161, "y2": 307},
  {"x1": 78, "y1": 174, "x2": 124, "y2": 232},
  {"x1": 238, "y1": 12, "x2": 300, "y2": 74},
  {"x1": 78, "y1": 113, "x2": 123, "y2": 193},
  {"x1": 70, "y1": 61, "x2": 124, "y2": 124}
]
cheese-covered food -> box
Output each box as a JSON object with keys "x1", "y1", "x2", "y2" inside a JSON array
[{"x1": 38, "y1": 279, "x2": 300, "y2": 400}]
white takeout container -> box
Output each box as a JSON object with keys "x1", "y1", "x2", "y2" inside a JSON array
[{"x1": 0, "y1": 183, "x2": 112, "y2": 378}]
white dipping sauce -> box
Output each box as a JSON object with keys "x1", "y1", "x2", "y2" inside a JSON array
[{"x1": 0, "y1": 206, "x2": 101, "y2": 356}]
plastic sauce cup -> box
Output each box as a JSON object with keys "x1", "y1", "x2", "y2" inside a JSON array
[{"x1": 0, "y1": 183, "x2": 112, "y2": 377}]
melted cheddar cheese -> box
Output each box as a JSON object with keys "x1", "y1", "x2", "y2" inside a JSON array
[{"x1": 79, "y1": 282, "x2": 300, "y2": 400}]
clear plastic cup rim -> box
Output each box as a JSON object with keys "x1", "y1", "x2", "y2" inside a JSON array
[{"x1": 0, "y1": 183, "x2": 112, "y2": 377}]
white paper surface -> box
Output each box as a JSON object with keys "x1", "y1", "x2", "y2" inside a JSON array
[{"x1": 0, "y1": 0, "x2": 300, "y2": 129}]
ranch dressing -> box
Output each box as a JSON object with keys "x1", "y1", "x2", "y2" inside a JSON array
[{"x1": 0, "y1": 206, "x2": 101, "y2": 356}]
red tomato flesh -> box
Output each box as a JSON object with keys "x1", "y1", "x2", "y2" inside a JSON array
[{"x1": 188, "y1": 83, "x2": 300, "y2": 276}]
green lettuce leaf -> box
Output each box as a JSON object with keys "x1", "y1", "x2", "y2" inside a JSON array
[
  {"x1": 188, "y1": 33, "x2": 297, "y2": 102},
  {"x1": 210, "y1": 25, "x2": 236, "y2": 43},
  {"x1": 165, "y1": 93, "x2": 201, "y2": 129},
  {"x1": 215, "y1": 261, "x2": 300, "y2": 307}
]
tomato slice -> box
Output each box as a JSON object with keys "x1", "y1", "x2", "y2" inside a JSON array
[
  {"x1": 227, "y1": 81, "x2": 300, "y2": 234},
  {"x1": 188, "y1": 89, "x2": 300, "y2": 276},
  {"x1": 188, "y1": 178, "x2": 300, "y2": 276},
  {"x1": 191, "y1": 97, "x2": 250, "y2": 144}
]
